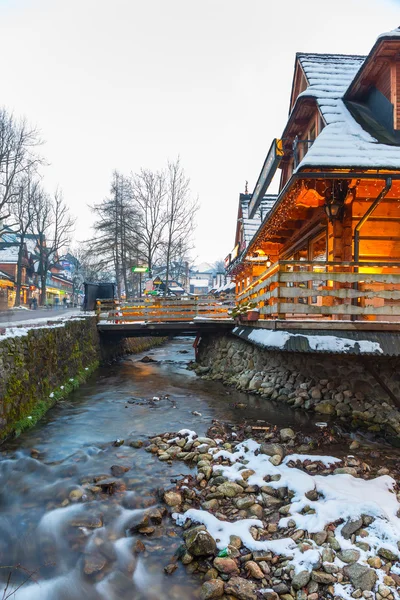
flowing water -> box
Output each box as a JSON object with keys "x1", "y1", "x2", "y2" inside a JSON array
[{"x1": 0, "y1": 338, "x2": 324, "y2": 599}]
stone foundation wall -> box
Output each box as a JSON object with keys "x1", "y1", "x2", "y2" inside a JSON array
[
  {"x1": 0, "y1": 317, "x2": 167, "y2": 439},
  {"x1": 196, "y1": 333, "x2": 400, "y2": 442}
]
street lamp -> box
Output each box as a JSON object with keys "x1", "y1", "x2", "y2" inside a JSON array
[{"x1": 324, "y1": 199, "x2": 344, "y2": 223}]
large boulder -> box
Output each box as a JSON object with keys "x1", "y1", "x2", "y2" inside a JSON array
[
  {"x1": 200, "y1": 579, "x2": 224, "y2": 600},
  {"x1": 217, "y1": 482, "x2": 244, "y2": 498},
  {"x1": 343, "y1": 563, "x2": 377, "y2": 591},
  {"x1": 259, "y1": 443, "x2": 284, "y2": 458},
  {"x1": 184, "y1": 526, "x2": 217, "y2": 557},
  {"x1": 224, "y1": 576, "x2": 258, "y2": 600}
]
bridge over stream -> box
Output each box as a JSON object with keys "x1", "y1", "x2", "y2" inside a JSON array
[{"x1": 96, "y1": 296, "x2": 235, "y2": 338}]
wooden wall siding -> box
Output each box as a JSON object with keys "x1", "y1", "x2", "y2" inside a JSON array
[
  {"x1": 237, "y1": 262, "x2": 400, "y2": 320},
  {"x1": 376, "y1": 65, "x2": 391, "y2": 100}
]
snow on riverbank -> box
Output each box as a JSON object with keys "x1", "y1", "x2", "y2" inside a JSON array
[
  {"x1": 0, "y1": 311, "x2": 90, "y2": 340},
  {"x1": 169, "y1": 430, "x2": 400, "y2": 599}
]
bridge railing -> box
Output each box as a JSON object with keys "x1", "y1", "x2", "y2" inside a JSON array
[{"x1": 97, "y1": 295, "x2": 234, "y2": 323}]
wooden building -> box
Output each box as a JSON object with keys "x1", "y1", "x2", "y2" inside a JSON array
[{"x1": 227, "y1": 27, "x2": 400, "y2": 323}]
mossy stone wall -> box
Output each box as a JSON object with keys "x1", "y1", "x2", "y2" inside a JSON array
[{"x1": 0, "y1": 317, "x2": 167, "y2": 439}]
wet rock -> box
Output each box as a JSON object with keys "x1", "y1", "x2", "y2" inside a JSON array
[
  {"x1": 112, "y1": 439, "x2": 124, "y2": 447},
  {"x1": 292, "y1": 570, "x2": 311, "y2": 589},
  {"x1": 184, "y1": 526, "x2": 217, "y2": 556},
  {"x1": 343, "y1": 563, "x2": 377, "y2": 591},
  {"x1": 83, "y1": 553, "x2": 107, "y2": 575},
  {"x1": 341, "y1": 517, "x2": 363, "y2": 539},
  {"x1": 133, "y1": 539, "x2": 146, "y2": 553},
  {"x1": 224, "y1": 576, "x2": 257, "y2": 600},
  {"x1": 280, "y1": 428, "x2": 295, "y2": 441},
  {"x1": 213, "y1": 557, "x2": 239, "y2": 574},
  {"x1": 70, "y1": 513, "x2": 103, "y2": 528},
  {"x1": 164, "y1": 563, "x2": 178, "y2": 575},
  {"x1": 164, "y1": 490, "x2": 182, "y2": 506},
  {"x1": 69, "y1": 488, "x2": 84, "y2": 502},
  {"x1": 140, "y1": 355, "x2": 157, "y2": 363},
  {"x1": 200, "y1": 579, "x2": 224, "y2": 599},
  {"x1": 129, "y1": 440, "x2": 143, "y2": 448},
  {"x1": 111, "y1": 465, "x2": 130, "y2": 477}
]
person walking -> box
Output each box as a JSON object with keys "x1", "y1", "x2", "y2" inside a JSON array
[
  {"x1": 54, "y1": 296, "x2": 60, "y2": 309},
  {"x1": 62, "y1": 296, "x2": 67, "y2": 309}
]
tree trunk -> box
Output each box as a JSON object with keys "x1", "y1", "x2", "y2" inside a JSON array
[{"x1": 14, "y1": 235, "x2": 25, "y2": 307}]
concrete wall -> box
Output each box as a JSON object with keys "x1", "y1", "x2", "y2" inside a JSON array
[
  {"x1": 0, "y1": 317, "x2": 166, "y2": 439},
  {"x1": 196, "y1": 333, "x2": 400, "y2": 443}
]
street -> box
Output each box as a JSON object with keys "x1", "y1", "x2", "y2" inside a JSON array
[{"x1": 0, "y1": 307, "x2": 82, "y2": 324}]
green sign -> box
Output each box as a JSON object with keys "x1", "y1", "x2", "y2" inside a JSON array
[{"x1": 132, "y1": 266, "x2": 149, "y2": 273}]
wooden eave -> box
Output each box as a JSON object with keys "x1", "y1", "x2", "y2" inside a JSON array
[
  {"x1": 246, "y1": 169, "x2": 400, "y2": 257},
  {"x1": 345, "y1": 37, "x2": 400, "y2": 100},
  {"x1": 280, "y1": 95, "x2": 323, "y2": 159},
  {"x1": 289, "y1": 56, "x2": 307, "y2": 113}
]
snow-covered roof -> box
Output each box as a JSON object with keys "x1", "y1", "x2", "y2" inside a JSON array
[
  {"x1": 0, "y1": 245, "x2": 19, "y2": 263},
  {"x1": 190, "y1": 278, "x2": 209, "y2": 287},
  {"x1": 295, "y1": 50, "x2": 400, "y2": 170},
  {"x1": 240, "y1": 195, "x2": 277, "y2": 243},
  {"x1": 0, "y1": 269, "x2": 12, "y2": 281}
]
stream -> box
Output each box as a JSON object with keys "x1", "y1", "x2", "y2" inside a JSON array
[{"x1": 0, "y1": 338, "x2": 329, "y2": 599}]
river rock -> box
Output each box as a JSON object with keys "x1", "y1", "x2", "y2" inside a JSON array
[
  {"x1": 338, "y1": 549, "x2": 360, "y2": 563},
  {"x1": 269, "y1": 454, "x2": 282, "y2": 466},
  {"x1": 341, "y1": 517, "x2": 363, "y2": 539},
  {"x1": 200, "y1": 579, "x2": 224, "y2": 599},
  {"x1": 259, "y1": 443, "x2": 284, "y2": 458},
  {"x1": 110, "y1": 465, "x2": 130, "y2": 477},
  {"x1": 217, "y1": 482, "x2": 243, "y2": 498},
  {"x1": 343, "y1": 564, "x2": 377, "y2": 591},
  {"x1": 292, "y1": 570, "x2": 311, "y2": 589},
  {"x1": 378, "y1": 547, "x2": 399, "y2": 561},
  {"x1": 315, "y1": 402, "x2": 335, "y2": 415},
  {"x1": 311, "y1": 571, "x2": 335, "y2": 584},
  {"x1": 185, "y1": 526, "x2": 217, "y2": 556},
  {"x1": 245, "y1": 560, "x2": 264, "y2": 579},
  {"x1": 280, "y1": 428, "x2": 295, "y2": 441},
  {"x1": 235, "y1": 496, "x2": 255, "y2": 510},
  {"x1": 83, "y1": 553, "x2": 107, "y2": 574},
  {"x1": 163, "y1": 490, "x2": 182, "y2": 506},
  {"x1": 224, "y1": 576, "x2": 258, "y2": 600},
  {"x1": 213, "y1": 557, "x2": 239, "y2": 574}
]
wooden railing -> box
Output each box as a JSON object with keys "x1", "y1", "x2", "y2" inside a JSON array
[
  {"x1": 237, "y1": 261, "x2": 400, "y2": 319},
  {"x1": 97, "y1": 296, "x2": 234, "y2": 323}
]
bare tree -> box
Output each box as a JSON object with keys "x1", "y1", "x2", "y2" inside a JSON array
[
  {"x1": 163, "y1": 158, "x2": 199, "y2": 294},
  {"x1": 34, "y1": 189, "x2": 75, "y2": 305},
  {"x1": 88, "y1": 171, "x2": 137, "y2": 297},
  {"x1": 130, "y1": 168, "x2": 167, "y2": 276},
  {"x1": 0, "y1": 108, "x2": 42, "y2": 227},
  {"x1": 11, "y1": 174, "x2": 42, "y2": 306}
]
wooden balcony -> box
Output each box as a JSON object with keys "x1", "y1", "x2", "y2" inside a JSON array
[{"x1": 237, "y1": 261, "x2": 400, "y2": 321}]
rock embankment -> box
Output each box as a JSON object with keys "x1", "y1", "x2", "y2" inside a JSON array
[
  {"x1": 194, "y1": 333, "x2": 400, "y2": 442},
  {"x1": 149, "y1": 421, "x2": 400, "y2": 600}
]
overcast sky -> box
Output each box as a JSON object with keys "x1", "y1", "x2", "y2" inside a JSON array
[{"x1": 0, "y1": 0, "x2": 399, "y2": 265}]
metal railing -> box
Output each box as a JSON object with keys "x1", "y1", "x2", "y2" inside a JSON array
[{"x1": 237, "y1": 261, "x2": 400, "y2": 319}]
